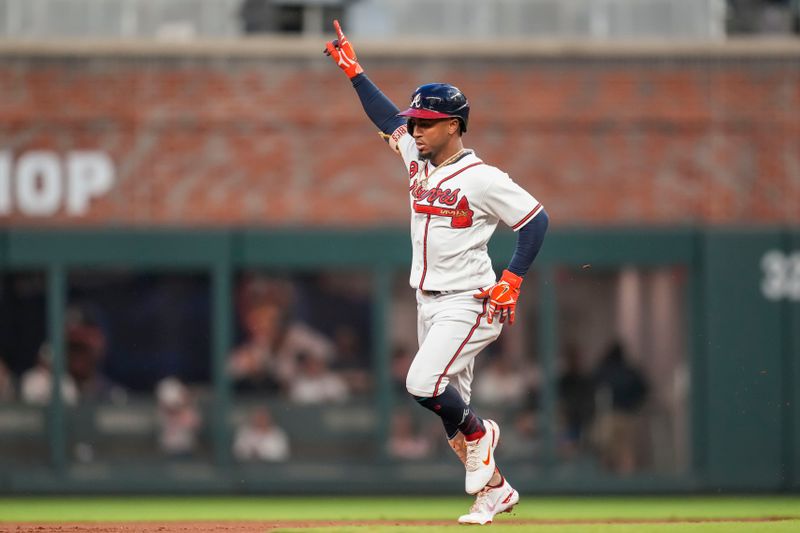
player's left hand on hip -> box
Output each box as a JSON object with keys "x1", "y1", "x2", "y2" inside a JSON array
[
  {"x1": 473, "y1": 269, "x2": 523, "y2": 325},
  {"x1": 323, "y1": 20, "x2": 364, "y2": 79}
]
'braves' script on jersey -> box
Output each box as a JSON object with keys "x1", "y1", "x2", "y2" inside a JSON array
[{"x1": 391, "y1": 132, "x2": 542, "y2": 292}]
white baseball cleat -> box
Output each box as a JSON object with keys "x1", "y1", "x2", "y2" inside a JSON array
[
  {"x1": 458, "y1": 478, "x2": 520, "y2": 525},
  {"x1": 464, "y1": 419, "x2": 500, "y2": 494}
]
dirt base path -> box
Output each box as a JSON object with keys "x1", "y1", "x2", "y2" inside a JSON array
[{"x1": 0, "y1": 517, "x2": 795, "y2": 532}]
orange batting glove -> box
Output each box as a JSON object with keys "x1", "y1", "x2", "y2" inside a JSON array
[
  {"x1": 473, "y1": 270, "x2": 523, "y2": 325},
  {"x1": 323, "y1": 20, "x2": 364, "y2": 79}
]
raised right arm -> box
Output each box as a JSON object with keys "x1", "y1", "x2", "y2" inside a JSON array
[
  {"x1": 324, "y1": 20, "x2": 406, "y2": 139},
  {"x1": 351, "y1": 74, "x2": 406, "y2": 136}
]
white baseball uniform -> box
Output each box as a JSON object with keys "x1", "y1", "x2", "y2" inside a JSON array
[{"x1": 389, "y1": 127, "x2": 544, "y2": 402}]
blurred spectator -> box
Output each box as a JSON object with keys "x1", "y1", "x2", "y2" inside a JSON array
[
  {"x1": 233, "y1": 406, "x2": 290, "y2": 462},
  {"x1": 288, "y1": 353, "x2": 349, "y2": 404},
  {"x1": 330, "y1": 325, "x2": 371, "y2": 394},
  {"x1": 473, "y1": 353, "x2": 534, "y2": 406},
  {"x1": 228, "y1": 298, "x2": 284, "y2": 392},
  {"x1": 155, "y1": 377, "x2": 202, "y2": 458},
  {"x1": 65, "y1": 308, "x2": 126, "y2": 403},
  {"x1": 20, "y1": 343, "x2": 79, "y2": 406},
  {"x1": 590, "y1": 340, "x2": 649, "y2": 475},
  {"x1": 229, "y1": 276, "x2": 335, "y2": 393},
  {"x1": 0, "y1": 358, "x2": 15, "y2": 402},
  {"x1": 387, "y1": 409, "x2": 433, "y2": 460},
  {"x1": 21, "y1": 304, "x2": 126, "y2": 406},
  {"x1": 557, "y1": 344, "x2": 595, "y2": 457}
]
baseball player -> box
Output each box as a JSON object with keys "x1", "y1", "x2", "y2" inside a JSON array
[{"x1": 324, "y1": 21, "x2": 549, "y2": 525}]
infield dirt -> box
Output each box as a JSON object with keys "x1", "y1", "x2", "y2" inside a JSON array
[{"x1": 0, "y1": 517, "x2": 795, "y2": 532}]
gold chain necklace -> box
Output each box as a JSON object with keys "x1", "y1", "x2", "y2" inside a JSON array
[{"x1": 419, "y1": 149, "x2": 470, "y2": 188}]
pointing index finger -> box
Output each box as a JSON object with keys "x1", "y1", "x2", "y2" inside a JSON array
[{"x1": 334, "y1": 19, "x2": 345, "y2": 42}]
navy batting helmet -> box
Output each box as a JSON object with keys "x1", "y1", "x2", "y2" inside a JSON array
[{"x1": 397, "y1": 83, "x2": 470, "y2": 133}]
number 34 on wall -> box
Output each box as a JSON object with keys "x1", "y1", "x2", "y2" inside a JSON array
[{"x1": 762, "y1": 250, "x2": 800, "y2": 302}]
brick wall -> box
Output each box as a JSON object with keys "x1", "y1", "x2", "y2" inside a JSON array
[{"x1": 0, "y1": 49, "x2": 798, "y2": 227}]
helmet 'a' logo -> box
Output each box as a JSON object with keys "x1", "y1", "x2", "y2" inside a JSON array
[{"x1": 410, "y1": 93, "x2": 422, "y2": 108}]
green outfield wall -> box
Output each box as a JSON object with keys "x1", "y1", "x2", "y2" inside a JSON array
[{"x1": 0, "y1": 227, "x2": 797, "y2": 494}]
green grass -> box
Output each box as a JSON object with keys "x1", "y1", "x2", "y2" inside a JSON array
[
  {"x1": 275, "y1": 525, "x2": 800, "y2": 533},
  {"x1": 0, "y1": 495, "x2": 798, "y2": 532}
]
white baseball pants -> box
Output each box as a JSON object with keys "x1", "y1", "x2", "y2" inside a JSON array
[{"x1": 406, "y1": 289, "x2": 503, "y2": 403}]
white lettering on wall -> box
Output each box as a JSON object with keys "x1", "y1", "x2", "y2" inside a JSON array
[
  {"x1": 0, "y1": 150, "x2": 116, "y2": 217},
  {"x1": 761, "y1": 250, "x2": 800, "y2": 302},
  {"x1": 17, "y1": 151, "x2": 62, "y2": 216},
  {"x1": 66, "y1": 152, "x2": 115, "y2": 215}
]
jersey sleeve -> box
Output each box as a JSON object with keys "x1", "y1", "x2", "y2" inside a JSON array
[
  {"x1": 387, "y1": 125, "x2": 419, "y2": 174},
  {"x1": 481, "y1": 170, "x2": 544, "y2": 231}
]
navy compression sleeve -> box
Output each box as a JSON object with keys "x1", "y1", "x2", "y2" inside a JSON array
[
  {"x1": 351, "y1": 73, "x2": 406, "y2": 135},
  {"x1": 507, "y1": 209, "x2": 549, "y2": 277}
]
